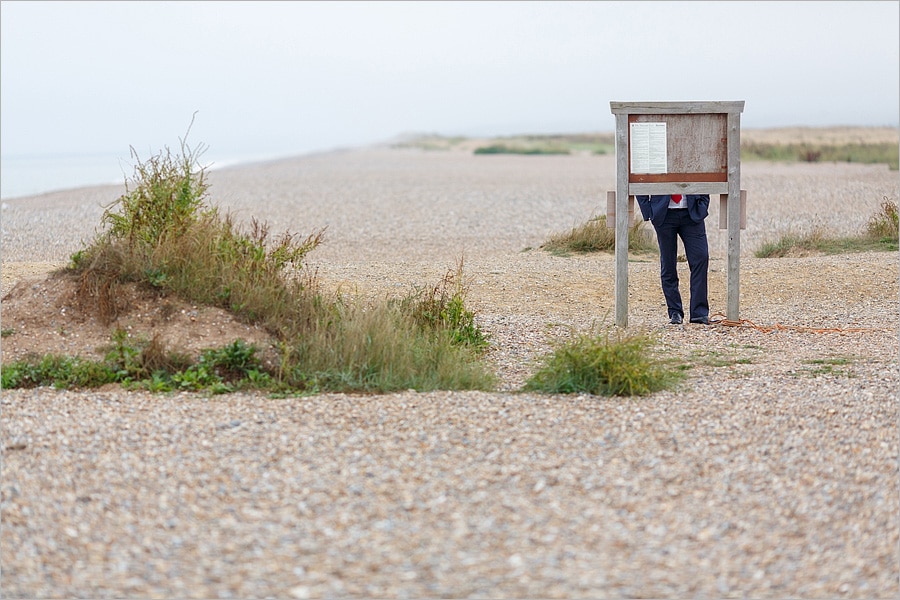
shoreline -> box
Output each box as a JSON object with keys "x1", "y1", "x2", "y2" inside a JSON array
[
  {"x1": 2, "y1": 145, "x2": 896, "y2": 268},
  {"x1": 2, "y1": 125, "x2": 896, "y2": 202}
]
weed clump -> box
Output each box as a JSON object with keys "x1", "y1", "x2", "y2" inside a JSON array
[
  {"x1": 0, "y1": 334, "x2": 269, "y2": 395},
  {"x1": 400, "y1": 259, "x2": 491, "y2": 352},
  {"x1": 756, "y1": 199, "x2": 899, "y2": 257},
  {"x1": 71, "y1": 124, "x2": 323, "y2": 331},
  {"x1": 45, "y1": 120, "x2": 495, "y2": 394},
  {"x1": 0, "y1": 355, "x2": 119, "y2": 390},
  {"x1": 542, "y1": 214, "x2": 657, "y2": 255},
  {"x1": 866, "y1": 199, "x2": 899, "y2": 243},
  {"x1": 523, "y1": 326, "x2": 684, "y2": 397}
]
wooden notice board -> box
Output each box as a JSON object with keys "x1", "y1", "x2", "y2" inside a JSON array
[
  {"x1": 609, "y1": 101, "x2": 745, "y2": 327},
  {"x1": 627, "y1": 113, "x2": 728, "y2": 183}
]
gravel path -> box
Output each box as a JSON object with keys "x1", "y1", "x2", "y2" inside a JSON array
[{"x1": 2, "y1": 146, "x2": 898, "y2": 598}]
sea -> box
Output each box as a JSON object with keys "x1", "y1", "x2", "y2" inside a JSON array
[{"x1": 0, "y1": 151, "x2": 276, "y2": 201}]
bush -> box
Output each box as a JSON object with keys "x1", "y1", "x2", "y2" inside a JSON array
[
  {"x1": 523, "y1": 326, "x2": 684, "y2": 396},
  {"x1": 71, "y1": 125, "x2": 324, "y2": 330},
  {"x1": 866, "y1": 199, "x2": 899, "y2": 242},
  {"x1": 542, "y1": 214, "x2": 657, "y2": 255},
  {"x1": 56, "y1": 121, "x2": 495, "y2": 394}
]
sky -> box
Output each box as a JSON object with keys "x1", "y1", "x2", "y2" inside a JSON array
[{"x1": 1, "y1": 1, "x2": 898, "y2": 197}]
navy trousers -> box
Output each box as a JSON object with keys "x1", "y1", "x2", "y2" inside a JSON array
[{"x1": 651, "y1": 209, "x2": 709, "y2": 321}]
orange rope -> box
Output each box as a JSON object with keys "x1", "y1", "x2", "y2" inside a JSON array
[{"x1": 708, "y1": 312, "x2": 882, "y2": 334}]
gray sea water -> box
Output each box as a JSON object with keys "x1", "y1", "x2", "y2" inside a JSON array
[{"x1": 0, "y1": 151, "x2": 276, "y2": 200}]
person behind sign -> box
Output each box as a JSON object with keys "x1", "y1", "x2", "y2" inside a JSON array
[{"x1": 636, "y1": 193, "x2": 711, "y2": 325}]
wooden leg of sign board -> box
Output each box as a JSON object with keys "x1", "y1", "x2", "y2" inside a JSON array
[
  {"x1": 718, "y1": 189, "x2": 747, "y2": 230},
  {"x1": 606, "y1": 191, "x2": 635, "y2": 226},
  {"x1": 724, "y1": 189, "x2": 746, "y2": 321},
  {"x1": 615, "y1": 193, "x2": 629, "y2": 327},
  {"x1": 614, "y1": 114, "x2": 630, "y2": 328}
]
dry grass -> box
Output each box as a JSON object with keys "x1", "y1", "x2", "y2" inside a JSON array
[{"x1": 541, "y1": 214, "x2": 657, "y2": 255}]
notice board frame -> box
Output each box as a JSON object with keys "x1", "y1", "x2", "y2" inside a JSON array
[{"x1": 609, "y1": 100, "x2": 745, "y2": 327}]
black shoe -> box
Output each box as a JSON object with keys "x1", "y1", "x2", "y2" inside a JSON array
[
  {"x1": 690, "y1": 316, "x2": 709, "y2": 325},
  {"x1": 669, "y1": 314, "x2": 683, "y2": 325}
]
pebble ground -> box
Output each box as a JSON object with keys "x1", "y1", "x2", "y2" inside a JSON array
[{"x1": 2, "y1": 147, "x2": 898, "y2": 598}]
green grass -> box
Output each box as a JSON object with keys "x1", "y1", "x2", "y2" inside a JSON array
[
  {"x1": 474, "y1": 144, "x2": 570, "y2": 156},
  {"x1": 1, "y1": 355, "x2": 120, "y2": 390},
  {"x1": 742, "y1": 141, "x2": 899, "y2": 170},
  {"x1": 404, "y1": 133, "x2": 896, "y2": 168},
  {"x1": 542, "y1": 214, "x2": 658, "y2": 255},
  {"x1": 474, "y1": 133, "x2": 614, "y2": 156},
  {"x1": 283, "y1": 298, "x2": 495, "y2": 393},
  {"x1": 866, "y1": 198, "x2": 900, "y2": 241},
  {"x1": 688, "y1": 346, "x2": 755, "y2": 368},
  {"x1": 523, "y1": 326, "x2": 685, "y2": 397},
  {"x1": 798, "y1": 356, "x2": 856, "y2": 378},
  {"x1": 755, "y1": 231, "x2": 896, "y2": 258},
  {"x1": 392, "y1": 134, "x2": 469, "y2": 151},
  {"x1": 7, "y1": 120, "x2": 496, "y2": 395},
  {"x1": 1, "y1": 335, "x2": 274, "y2": 394},
  {"x1": 756, "y1": 200, "x2": 899, "y2": 257}
]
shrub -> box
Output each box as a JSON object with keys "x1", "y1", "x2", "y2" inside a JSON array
[
  {"x1": 542, "y1": 214, "x2": 657, "y2": 255},
  {"x1": 523, "y1": 325, "x2": 684, "y2": 396},
  {"x1": 866, "y1": 199, "x2": 899, "y2": 242},
  {"x1": 57, "y1": 120, "x2": 496, "y2": 394},
  {"x1": 71, "y1": 125, "x2": 324, "y2": 330},
  {"x1": 102, "y1": 142, "x2": 208, "y2": 250}
]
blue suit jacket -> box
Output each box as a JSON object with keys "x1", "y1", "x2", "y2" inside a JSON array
[{"x1": 636, "y1": 194, "x2": 710, "y2": 227}]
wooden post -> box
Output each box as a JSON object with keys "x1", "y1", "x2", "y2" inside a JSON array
[
  {"x1": 606, "y1": 191, "x2": 634, "y2": 227},
  {"x1": 726, "y1": 112, "x2": 742, "y2": 321},
  {"x1": 614, "y1": 113, "x2": 630, "y2": 328},
  {"x1": 718, "y1": 190, "x2": 747, "y2": 230}
]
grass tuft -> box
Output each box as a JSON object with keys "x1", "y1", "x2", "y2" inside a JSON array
[
  {"x1": 798, "y1": 356, "x2": 856, "y2": 378},
  {"x1": 756, "y1": 200, "x2": 899, "y2": 257},
  {"x1": 400, "y1": 258, "x2": 491, "y2": 352},
  {"x1": 542, "y1": 214, "x2": 657, "y2": 255},
  {"x1": 523, "y1": 325, "x2": 684, "y2": 397},
  {"x1": 285, "y1": 298, "x2": 496, "y2": 393},
  {"x1": 866, "y1": 198, "x2": 899, "y2": 242}
]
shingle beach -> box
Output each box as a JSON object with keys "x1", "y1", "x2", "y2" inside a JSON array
[{"x1": 2, "y1": 145, "x2": 898, "y2": 598}]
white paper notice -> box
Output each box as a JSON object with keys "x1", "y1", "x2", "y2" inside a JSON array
[{"x1": 630, "y1": 122, "x2": 668, "y2": 174}]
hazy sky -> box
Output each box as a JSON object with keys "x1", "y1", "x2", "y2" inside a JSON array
[{"x1": 2, "y1": 0, "x2": 898, "y2": 164}]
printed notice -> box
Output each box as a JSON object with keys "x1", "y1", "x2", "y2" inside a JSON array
[{"x1": 630, "y1": 122, "x2": 668, "y2": 174}]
